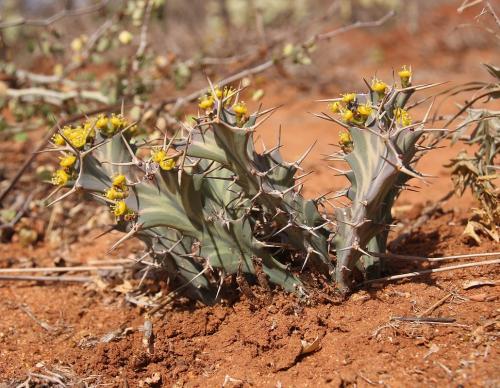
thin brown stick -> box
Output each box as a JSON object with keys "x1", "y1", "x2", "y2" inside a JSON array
[
  {"x1": 315, "y1": 10, "x2": 394, "y2": 41},
  {"x1": 418, "y1": 293, "x2": 453, "y2": 317},
  {"x1": 18, "y1": 304, "x2": 55, "y2": 332},
  {"x1": 0, "y1": 275, "x2": 91, "y2": 282},
  {"x1": 392, "y1": 316, "x2": 456, "y2": 323},
  {"x1": 370, "y1": 251, "x2": 500, "y2": 263},
  {"x1": 363, "y1": 258, "x2": 500, "y2": 285},
  {"x1": 0, "y1": 266, "x2": 123, "y2": 274}
]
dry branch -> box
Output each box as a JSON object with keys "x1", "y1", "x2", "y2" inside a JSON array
[
  {"x1": 0, "y1": 275, "x2": 92, "y2": 282},
  {"x1": 364, "y1": 258, "x2": 500, "y2": 285},
  {"x1": 370, "y1": 251, "x2": 500, "y2": 263},
  {"x1": 0, "y1": 266, "x2": 123, "y2": 274}
]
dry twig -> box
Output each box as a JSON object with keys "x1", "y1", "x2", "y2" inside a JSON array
[
  {"x1": 363, "y1": 258, "x2": 500, "y2": 285},
  {"x1": 0, "y1": 275, "x2": 91, "y2": 282},
  {"x1": 0, "y1": 265, "x2": 123, "y2": 274}
]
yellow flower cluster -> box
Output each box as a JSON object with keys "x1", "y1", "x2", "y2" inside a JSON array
[
  {"x1": 232, "y1": 101, "x2": 249, "y2": 127},
  {"x1": 398, "y1": 65, "x2": 412, "y2": 88},
  {"x1": 51, "y1": 169, "x2": 70, "y2": 186},
  {"x1": 232, "y1": 102, "x2": 248, "y2": 116},
  {"x1": 52, "y1": 125, "x2": 92, "y2": 149},
  {"x1": 151, "y1": 148, "x2": 176, "y2": 171},
  {"x1": 371, "y1": 79, "x2": 388, "y2": 94},
  {"x1": 338, "y1": 131, "x2": 353, "y2": 153},
  {"x1": 95, "y1": 114, "x2": 132, "y2": 137},
  {"x1": 198, "y1": 95, "x2": 214, "y2": 110},
  {"x1": 51, "y1": 153, "x2": 77, "y2": 186},
  {"x1": 51, "y1": 114, "x2": 135, "y2": 149},
  {"x1": 112, "y1": 200, "x2": 129, "y2": 217},
  {"x1": 198, "y1": 86, "x2": 236, "y2": 110},
  {"x1": 328, "y1": 93, "x2": 373, "y2": 126},
  {"x1": 103, "y1": 174, "x2": 135, "y2": 220},
  {"x1": 105, "y1": 174, "x2": 129, "y2": 201}
]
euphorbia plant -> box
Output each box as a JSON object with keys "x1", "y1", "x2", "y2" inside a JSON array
[{"x1": 45, "y1": 69, "x2": 442, "y2": 300}]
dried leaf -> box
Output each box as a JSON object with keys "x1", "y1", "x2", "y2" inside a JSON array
[
  {"x1": 300, "y1": 336, "x2": 321, "y2": 355},
  {"x1": 463, "y1": 280, "x2": 496, "y2": 289}
]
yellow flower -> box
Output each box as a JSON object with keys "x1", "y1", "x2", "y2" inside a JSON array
[
  {"x1": 80, "y1": 122, "x2": 94, "y2": 141},
  {"x1": 398, "y1": 65, "x2": 412, "y2": 87},
  {"x1": 342, "y1": 109, "x2": 354, "y2": 122},
  {"x1": 159, "y1": 158, "x2": 175, "y2": 171},
  {"x1": 212, "y1": 87, "x2": 223, "y2": 99},
  {"x1": 371, "y1": 79, "x2": 387, "y2": 94},
  {"x1": 198, "y1": 95, "x2": 214, "y2": 110},
  {"x1": 70, "y1": 38, "x2": 83, "y2": 52},
  {"x1": 66, "y1": 127, "x2": 88, "y2": 149},
  {"x1": 232, "y1": 102, "x2": 248, "y2": 116},
  {"x1": 398, "y1": 65, "x2": 412, "y2": 80},
  {"x1": 51, "y1": 169, "x2": 69, "y2": 186},
  {"x1": 329, "y1": 101, "x2": 341, "y2": 113},
  {"x1": 342, "y1": 93, "x2": 356, "y2": 103},
  {"x1": 338, "y1": 131, "x2": 353, "y2": 153},
  {"x1": 112, "y1": 174, "x2": 127, "y2": 188},
  {"x1": 94, "y1": 114, "x2": 124, "y2": 137},
  {"x1": 96, "y1": 115, "x2": 109, "y2": 130},
  {"x1": 357, "y1": 103, "x2": 372, "y2": 117},
  {"x1": 394, "y1": 108, "x2": 412, "y2": 126},
  {"x1": 52, "y1": 133, "x2": 66, "y2": 146},
  {"x1": 110, "y1": 114, "x2": 128, "y2": 130},
  {"x1": 118, "y1": 30, "x2": 133, "y2": 45},
  {"x1": 59, "y1": 154, "x2": 77, "y2": 168},
  {"x1": 112, "y1": 200, "x2": 128, "y2": 217},
  {"x1": 106, "y1": 187, "x2": 126, "y2": 201},
  {"x1": 339, "y1": 131, "x2": 352, "y2": 145},
  {"x1": 151, "y1": 149, "x2": 167, "y2": 164}
]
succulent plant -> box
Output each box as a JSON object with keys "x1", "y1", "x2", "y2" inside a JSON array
[
  {"x1": 45, "y1": 69, "x2": 442, "y2": 300},
  {"x1": 46, "y1": 88, "x2": 332, "y2": 303},
  {"x1": 318, "y1": 67, "x2": 443, "y2": 293}
]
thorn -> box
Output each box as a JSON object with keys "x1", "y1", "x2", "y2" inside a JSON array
[
  {"x1": 272, "y1": 222, "x2": 294, "y2": 237},
  {"x1": 255, "y1": 105, "x2": 282, "y2": 118},
  {"x1": 300, "y1": 250, "x2": 311, "y2": 272},
  {"x1": 294, "y1": 141, "x2": 317, "y2": 167},
  {"x1": 46, "y1": 187, "x2": 78, "y2": 207},
  {"x1": 108, "y1": 222, "x2": 143, "y2": 253},
  {"x1": 336, "y1": 245, "x2": 354, "y2": 253},
  {"x1": 88, "y1": 192, "x2": 115, "y2": 204},
  {"x1": 355, "y1": 246, "x2": 373, "y2": 257},
  {"x1": 93, "y1": 226, "x2": 117, "y2": 240},
  {"x1": 249, "y1": 108, "x2": 278, "y2": 131},
  {"x1": 44, "y1": 185, "x2": 63, "y2": 202},
  {"x1": 310, "y1": 112, "x2": 349, "y2": 129},
  {"x1": 295, "y1": 171, "x2": 313, "y2": 181},
  {"x1": 328, "y1": 166, "x2": 351, "y2": 175}
]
